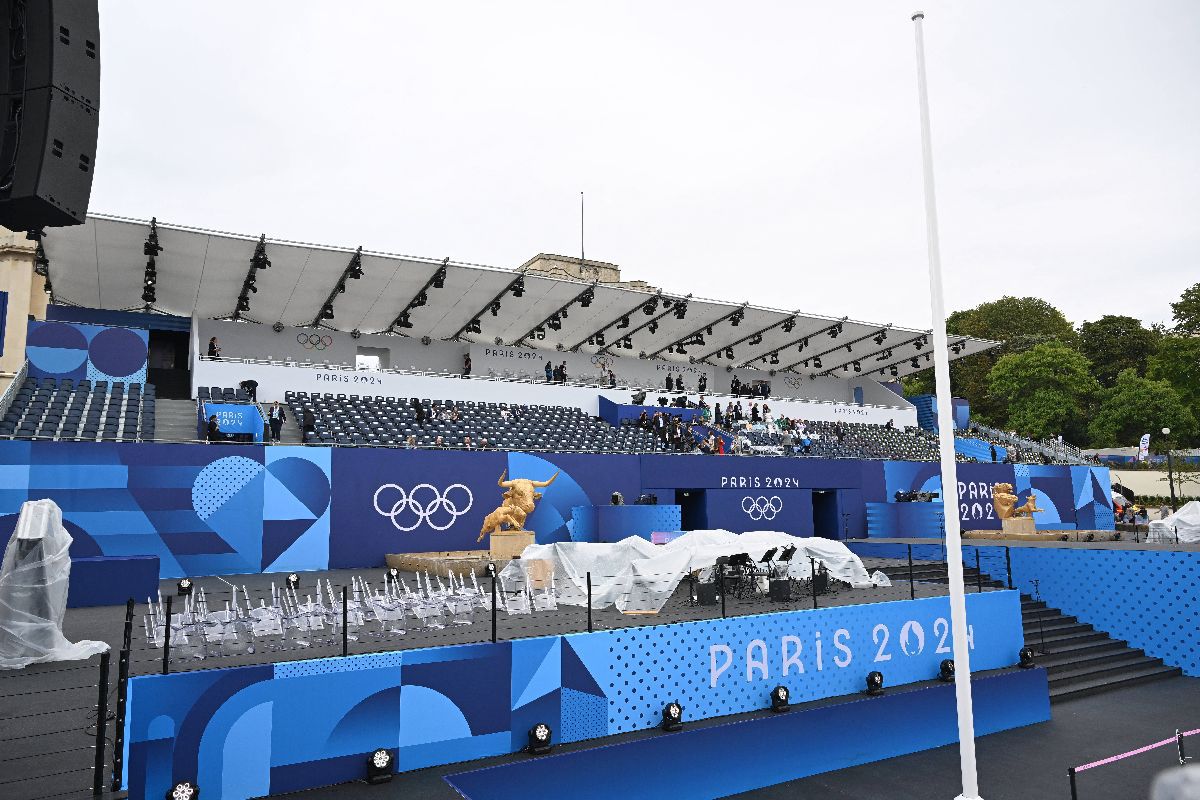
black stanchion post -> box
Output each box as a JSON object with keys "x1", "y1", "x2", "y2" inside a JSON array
[
  {"x1": 491, "y1": 575, "x2": 498, "y2": 643},
  {"x1": 586, "y1": 572, "x2": 593, "y2": 633},
  {"x1": 1068, "y1": 767, "x2": 1078, "y2": 800},
  {"x1": 1177, "y1": 728, "x2": 1188, "y2": 765},
  {"x1": 975, "y1": 549, "x2": 982, "y2": 593},
  {"x1": 908, "y1": 544, "x2": 915, "y2": 600},
  {"x1": 111, "y1": 649, "x2": 130, "y2": 792},
  {"x1": 810, "y1": 557, "x2": 818, "y2": 610},
  {"x1": 122, "y1": 598, "x2": 135, "y2": 651},
  {"x1": 93, "y1": 650, "x2": 110, "y2": 796},
  {"x1": 341, "y1": 586, "x2": 349, "y2": 657},
  {"x1": 1005, "y1": 546, "x2": 1014, "y2": 589},
  {"x1": 719, "y1": 568, "x2": 726, "y2": 618},
  {"x1": 161, "y1": 595, "x2": 172, "y2": 675}
]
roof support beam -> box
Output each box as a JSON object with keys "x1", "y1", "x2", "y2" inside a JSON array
[
  {"x1": 646, "y1": 303, "x2": 747, "y2": 359},
  {"x1": 384, "y1": 257, "x2": 448, "y2": 333},
  {"x1": 510, "y1": 281, "x2": 597, "y2": 346},
  {"x1": 777, "y1": 324, "x2": 893, "y2": 372},
  {"x1": 450, "y1": 273, "x2": 527, "y2": 341},
  {"x1": 596, "y1": 294, "x2": 691, "y2": 356},
  {"x1": 730, "y1": 316, "x2": 848, "y2": 369},
  {"x1": 693, "y1": 308, "x2": 797, "y2": 364},
  {"x1": 565, "y1": 291, "x2": 664, "y2": 352},
  {"x1": 231, "y1": 234, "x2": 270, "y2": 322},
  {"x1": 309, "y1": 246, "x2": 365, "y2": 328}
]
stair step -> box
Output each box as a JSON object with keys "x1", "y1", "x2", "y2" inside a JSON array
[
  {"x1": 1050, "y1": 663, "x2": 1183, "y2": 701},
  {"x1": 1047, "y1": 654, "x2": 1162, "y2": 683},
  {"x1": 1034, "y1": 641, "x2": 1135, "y2": 669},
  {"x1": 1022, "y1": 617, "x2": 1083, "y2": 634},
  {"x1": 1025, "y1": 629, "x2": 1108, "y2": 647}
]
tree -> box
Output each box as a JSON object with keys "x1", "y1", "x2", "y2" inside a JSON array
[
  {"x1": 916, "y1": 297, "x2": 1079, "y2": 425},
  {"x1": 987, "y1": 341, "x2": 1098, "y2": 441},
  {"x1": 1171, "y1": 282, "x2": 1200, "y2": 336},
  {"x1": 1087, "y1": 369, "x2": 1197, "y2": 448},
  {"x1": 1148, "y1": 334, "x2": 1200, "y2": 412},
  {"x1": 1078, "y1": 315, "x2": 1157, "y2": 387}
]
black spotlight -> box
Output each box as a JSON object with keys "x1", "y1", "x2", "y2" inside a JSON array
[
  {"x1": 527, "y1": 723, "x2": 553, "y2": 755},
  {"x1": 611, "y1": 492, "x2": 624, "y2": 506},
  {"x1": 166, "y1": 780, "x2": 199, "y2": 800},
  {"x1": 176, "y1": 578, "x2": 193, "y2": 597},
  {"x1": 662, "y1": 701, "x2": 683, "y2": 732},
  {"x1": 366, "y1": 748, "x2": 393, "y2": 784},
  {"x1": 1018, "y1": 647, "x2": 1036, "y2": 669},
  {"x1": 770, "y1": 685, "x2": 790, "y2": 713},
  {"x1": 386, "y1": 567, "x2": 400, "y2": 586},
  {"x1": 865, "y1": 671, "x2": 885, "y2": 696},
  {"x1": 286, "y1": 573, "x2": 300, "y2": 591},
  {"x1": 938, "y1": 659, "x2": 955, "y2": 682}
]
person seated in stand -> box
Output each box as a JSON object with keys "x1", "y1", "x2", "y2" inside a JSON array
[
  {"x1": 500, "y1": 407, "x2": 511, "y2": 422},
  {"x1": 206, "y1": 414, "x2": 223, "y2": 442},
  {"x1": 715, "y1": 435, "x2": 726, "y2": 455},
  {"x1": 461, "y1": 435, "x2": 474, "y2": 451},
  {"x1": 411, "y1": 396, "x2": 426, "y2": 426},
  {"x1": 434, "y1": 435, "x2": 446, "y2": 449},
  {"x1": 405, "y1": 434, "x2": 418, "y2": 449},
  {"x1": 478, "y1": 437, "x2": 491, "y2": 450},
  {"x1": 449, "y1": 406, "x2": 461, "y2": 423}
]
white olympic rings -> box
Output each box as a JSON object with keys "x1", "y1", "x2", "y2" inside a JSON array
[
  {"x1": 373, "y1": 483, "x2": 474, "y2": 532},
  {"x1": 741, "y1": 495, "x2": 783, "y2": 521}
]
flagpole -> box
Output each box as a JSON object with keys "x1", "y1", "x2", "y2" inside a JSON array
[{"x1": 911, "y1": 12, "x2": 983, "y2": 800}]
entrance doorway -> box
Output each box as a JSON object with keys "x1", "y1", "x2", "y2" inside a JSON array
[
  {"x1": 812, "y1": 490, "x2": 841, "y2": 539},
  {"x1": 676, "y1": 490, "x2": 707, "y2": 531},
  {"x1": 147, "y1": 329, "x2": 191, "y2": 399}
]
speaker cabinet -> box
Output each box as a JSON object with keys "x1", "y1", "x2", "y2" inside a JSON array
[
  {"x1": 0, "y1": 1, "x2": 100, "y2": 230},
  {"x1": 694, "y1": 582, "x2": 718, "y2": 606},
  {"x1": 768, "y1": 579, "x2": 791, "y2": 602}
]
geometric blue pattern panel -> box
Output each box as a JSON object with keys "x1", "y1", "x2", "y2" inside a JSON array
[
  {"x1": 25, "y1": 320, "x2": 148, "y2": 383},
  {"x1": 123, "y1": 591, "x2": 1024, "y2": 799}
]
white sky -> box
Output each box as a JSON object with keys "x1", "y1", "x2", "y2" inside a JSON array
[{"x1": 91, "y1": 1, "x2": 1199, "y2": 330}]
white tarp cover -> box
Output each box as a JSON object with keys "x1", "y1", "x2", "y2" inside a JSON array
[
  {"x1": 502, "y1": 529, "x2": 890, "y2": 613},
  {"x1": 0, "y1": 500, "x2": 109, "y2": 669},
  {"x1": 1147, "y1": 500, "x2": 1200, "y2": 544}
]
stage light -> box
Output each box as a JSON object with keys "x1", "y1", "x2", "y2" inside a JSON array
[
  {"x1": 674, "y1": 302, "x2": 687, "y2": 320},
  {"x1": 490, "y1": 300, "x2": 502, "y2": 317},
  {"x1": 724, "y1": 347, "x2": 734, "y2": 359},
  {"x1": 142, "y1": 287, "x2": 156, "y2": 304},
  {"x1": 853, "y1": 361, "x2": 861, "y2": 372},
  {"x1": 749, "y1": 333, "x2": 762, "y2": 346},
  {"x1": 432, "y1": 264, "x2": 447, "y2": 288},
  {"x1": 580, "y1": 289, "x2": 593, "y2": 308},
  {"x1": 706, "y1": 325, "x2": 714, "y2": 335},
  {"x1": 321, "y1": 304, "x2": 335, "y2": 320},
  {"x1": 622, "y1": 337, "x2": 633, "y2": 349},
  {"x1": 1018, "y1": 647, "x2": 1036, "y2": 668},
  {"x1": 914, "y1": 336, "x2": 926, "y2": 350},
  {"x1": 166, "y1": 780, "x2": 199, "y2": 800},
  {"x1": 527, "y1": 723, "x2": 553, "y2": 755},
  {"x1": 394, "y1": 312, "x2": 413, "y2": 330},
  {"x1": 770, "y1": 685, "x2": 790, "y2": 713},
  {"x1": 938, "y1": 659, "x2": 955, "y2": 682},
  {"x1": 873, "y1": 330, "x2": 887, "y2": 345},
  {"x1": 335, "y1": 281, "x2": 347, "y2": 294},
  {"x1": 910, "y1": 357, "x2": 920, "y2": 369},
  {"x1": 412, "y1": 291, "x2": 428, "y2": 307},
  {"x1": 782, "y1": 317, "x2": 795, "y2": 333},
  {"x1": 729, "y1": 312, "x2": 742, "y2": 327},
  {"x1": 511, "y1": 277, "x2": 525, "y2": 297},
  {"x1": 648, "y1": 321, "x2": 658, "y2": 334},
  {"x1": 611, "y1": 492, "x2": 624, "y2": 506},
  {"x1": 366, "y1": 748, "x2": 393, "y2": 784},
  {"x1": 828, "y1": 324, "x2": 842, "y2": 338},
  {"x1": 594, "y1": 333, "x2": 605, "y2": 346},
  {"x1": 286, "y1": 573, "x2": 300, "y2": 591},
  {"x1": 643, "y1": 300, "x2": 657, "y2": 316},
  {"x1": 812, "y1": 357, "x2": 822, "y2": 369},
  {"x1": 547, "y1": 316, "x2": 562, "y2": 331},
  {"x1": 662, "y1": 701, "x2": 683, "y2": 732},
  {"x1": 889, "y1": 366, "x2": 899, "y2": 377},
  {"x1": 237, "y1": 296, "x2": 250, "y2": 313},
  {"x1": 176, "y1": 578, "x2": 192, "y2": 597},
  {"x1": 617, "y1": 316, "x2": 630, "y2": 329},
  {"x1": 866, "y1": 671, "x2": 885, "y2": 696},
  {"x1": 769, "y1": 353, "x2": 779, "y2": 365},
  {"x1": 467, "y1": 319, "x2": 482, "y2": 334}
]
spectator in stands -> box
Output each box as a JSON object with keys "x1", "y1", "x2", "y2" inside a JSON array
[
  {"x1": 267, "y1": 402, "x2": 286, "y2": 442},
  {"x1": 405, "y1": 434, "x2": 418, "y2": 449},
  {"x1": 463, "y1": 354, "x2": 472, "y2": 376},
  {"x1": 559, "y1": 362, "x2": 568, "y2": 383},
  {"x1": 478, "y1": 437, "x2": 491, "y2": 450},
  {"x1": 545, "y1": 361, "x2": 553, "y2": 382},
  {"x1": 411, "y1": 397, "x2": 425, "y2": 426},
  {"x1": 461, "y1": 435, "x2": 474, "y2": 451},
  {"x1": 665, "y1": 374, "x2": 673, "y2": 391},
  {"x1": 730, "y1": 375, "x2": 741, "y2": 395},
  {"x1": 885, "y1": 418, "x2": 895, "y2": 430},
  {"x1": 207, "y1": 337, "x2": 221, "y2": 358},
  {"x1": 500, "y1": 407, "x2": 512, "y2": 422},
  {"x1": 239, "y1": 379, "x2": 258, "y2": 401},
  {"x1": 608, "y1": 369, "x2": 617, "y2": 388},
  {"x1": 206, "y1": 414, "x2": 222, "y2": 443},
  {"x1": 750, "y1": 403, "x2": 760, "y2": 423},
  {"x1": 990, "y1": 444, "x2": 997, "y2": 462},
  {"x1": 301, "y1": 407, "x2": 316, "y2": 443},
  {"x1": 698, "y1": 374, "x2": 707, "y2": 392},
  {"x1": 714, "y1": 403, "x2": 724, "y2": 427},
  {"x1": 637, "y1": 410, "x2": 649, "y2": 429},
  {"x1": 434, "y1": 435, "x2": 446, "y2": 449},
  {"x1": 715, "y1": 435, "x2": 725, "y2": 455}
]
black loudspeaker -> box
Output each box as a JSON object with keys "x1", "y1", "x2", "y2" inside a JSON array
[
  {"x1": 768, "y1": 579, "x2": 791, "y2": 602},
  {"x1": 0, "y1": 1, "x2": 100, "y2": 230},
  {"x1": 694, "y1": 582, "x2": 718, "y2": 606}
]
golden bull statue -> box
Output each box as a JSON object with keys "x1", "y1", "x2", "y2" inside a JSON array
[
  {"x1": 477, "y1": 469, "x2": 559, "y2": 542},
  {"x1": 992, "y1": 482, "x2": 1043, "y2": 519}
]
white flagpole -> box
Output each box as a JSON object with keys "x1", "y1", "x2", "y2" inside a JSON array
[{"x1": 911, "y1": 12, "x2": 983, "y2": 800}]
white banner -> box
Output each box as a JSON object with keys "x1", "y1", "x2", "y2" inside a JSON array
[{"x1": 1138, "y1": 433, "x2": 1151, "y2": 461}]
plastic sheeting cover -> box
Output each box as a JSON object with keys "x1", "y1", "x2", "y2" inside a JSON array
[
  {"x1": 0, "y1": 500, "x2": 109, "y2": 669},
  {"x1": 502, "y1": 529, "x2": 890, "y2": 613},
  {"x1": 1147, "y1": 500, "x2": 1200, "y2": 544}
]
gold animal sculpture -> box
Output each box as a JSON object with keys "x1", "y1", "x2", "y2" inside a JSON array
[
  {"x1": 992, "y1": 482, "x2": 1043, "y2": 519},
  {"x1": 477, "y1": 469, "x2": 559, "y2": 542}
]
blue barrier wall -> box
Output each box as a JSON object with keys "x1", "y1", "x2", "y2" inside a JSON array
[
  {"x1": 846, "y1": 541, "x2": 1200, "y2": 677},
  {"x1": 122, "y1": 591, "x2": 1024, "y2": 799},
  {"x1": 0, "y1": 290, "x2": 7, "y2": 357},
  {"x1": 445, "y1": 669, "x2": 1049, "y2": 800},
  {"x1": 202, "y1": 402, "x2": 264, "y2": 442},
  {"x1": 597, "y1": 395, "x2": 701, "y2": 426},
  {"x1": 0, "y1": 442, "x2": 1112, "y2": 580},
  {"x1": 25, "y1": 320, "x2": 149, "y2": 383}
]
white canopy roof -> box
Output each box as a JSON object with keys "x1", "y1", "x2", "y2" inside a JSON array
[{"x1": 41, "y1": 213, "x2": 998, "y2": 379}]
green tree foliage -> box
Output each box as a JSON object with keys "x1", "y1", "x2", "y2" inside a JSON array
[
  {"x1": 1087, "y1": 369, "x2": 1197, "y2": 448},
  {"x1": 1148, "y1": 334, "x2": 1200, "y2": 409},
  {"x1": 1170, "y1": 282, "x2": 1200, "y2": 335},
  {"x1": 987, "y1": 341, "x2": 1098, "y2": 441},
  {"x1": 1078, "y1": 315, "x2": 1157, "y2": 387}
]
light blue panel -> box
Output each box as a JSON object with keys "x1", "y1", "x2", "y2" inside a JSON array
[
  {"x1": 216, "y1": 701, "x2": 272, "y2": 800},
  {"x1": 28, "y1": 464, "x2": 129, "y2": 488},
  {"x1": 25, "y1": 345, "x2": 89, "y2": 374}
]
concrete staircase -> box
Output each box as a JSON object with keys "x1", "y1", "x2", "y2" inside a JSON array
[
  {"x1": 154, "y1": 398, "x2": 201, "y2": 442},
  {"x1": 901, "y1": 561, "x2": 1182, "y2": 701}
]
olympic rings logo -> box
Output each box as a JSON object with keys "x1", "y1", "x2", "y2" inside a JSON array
[
  {"x1": 298, "y1": 332, "x2": 334, "y2": 350},
  {"x1": 373, "y1": 483, "x2": 474, "y2": 532},
  {"x1": 741, "y1": 495, "x2": 783, "y2": 521}
]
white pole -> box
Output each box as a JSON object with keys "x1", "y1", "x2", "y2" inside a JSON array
[{"x1": 911, "y1": 12, "x2": 983, "y2": 800}]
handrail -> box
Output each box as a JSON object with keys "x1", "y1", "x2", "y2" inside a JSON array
[{"x1": 0, "y1": 360, "x2": 29, "y2": 420}]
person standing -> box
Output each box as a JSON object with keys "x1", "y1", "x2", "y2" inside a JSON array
[
  {"x1": 545, "y1": 361, "x2": 553, "y2": 382},
  {"x1": 559, "y1": 362, "x2": 568, "y2": 383},
  {"x1": 730, "y1": 375, "x2": 741, "y2": 395},
  {"x1": 267, "y1": 402, "x2": 286, "y2": 442},
  {"x1": 206, "y1": 414, "x2": 222, "y2": 443},
  {"x1": 411, "y1": 396, "x2": 426, "y2": 426},
  {"x1": 207, "y1": 337, "x2": 221, "y2": 358},
  {"x1": 698, "y1": 373, "x2": 707, "y2": 392},
  {"x1": 301, "y1": 407, "x2": 315, "y2": 443},
  {"x1": 463, "y1": 354, "x2": 472, "y2": 377}
]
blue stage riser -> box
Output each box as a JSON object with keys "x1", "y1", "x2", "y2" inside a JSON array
[
  {"x1": 121, "y1": 592, "x2": 1024, "y2": 799},
  {"x1": 0, "y1": 442, "x2": 1113, "y2": 580},
  {"x1": 445, "y1": 668, "x2": 1050, "y2": 800}
]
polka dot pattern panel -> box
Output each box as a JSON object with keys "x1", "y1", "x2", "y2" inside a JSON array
[
  {"x1": 88, "y1": 326, "x2": 149, "y2": 380},
  {"x1": 192, "y1": 455, "x2": 264, "y2": 520},
  {"x1": 276, "y1": 650, "x2": 403, "y2": 679},
  {"x1": 588, "y1": 592, "x2": 1022, "y2": 735},
  {"x1": 560, "y1": 687, "x2": 607, "y2": 744},
  {"x1": 1008, "y1": 548, "x2": 1200, "y2": 675}
]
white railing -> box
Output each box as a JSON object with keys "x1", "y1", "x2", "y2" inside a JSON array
[{"x1": 0, "y1": 360, "x2": 29, "y2": 421}]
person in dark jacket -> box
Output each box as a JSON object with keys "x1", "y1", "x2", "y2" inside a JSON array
[
  {"x1": 411, "y1": 396, "x2": 426, "y2": 426},
  {"x1": 301, "y1": 407, "x2": 316, "y2": 443},
  {"x1": 206, "y1": 415, "x2": 222, "y2": 442}
]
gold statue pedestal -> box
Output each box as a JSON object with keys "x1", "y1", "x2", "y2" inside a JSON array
[
  {"x1": 1000, "y1": 517, "x2": 1037, "y2": 536},
  {"x1": 490, "y1": 530, "x2": 536, "y2": 561}
]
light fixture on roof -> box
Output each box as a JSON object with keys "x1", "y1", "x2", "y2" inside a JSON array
[
  {"x1": 547, "y1": 315, "x2": 561, "y2": 331},
  {"x1": 729, "y1": 310, "x2": 743, "y2": 327},
  {"x1": 533, "y1": 327, "x2": 546, "y2": 340},
  {"x1": 705, "y1": 325, "x2": 714, "y2": 335},
  {"x1": 889, "y1": 365, "x2": 899, "y2": 377},
  {"x1": 511, "y1": 276, "x2": 525, "y2": 297},
  {"x1": 749, "y1": 333, "x2": 763, "y2": 346},
  {"x1": 411, "y1": 291, "x2": 427, "y2": 308},
  {"x1": 845, "y1": 343, "x2": 852, "y2": 353},
  {"x1": 144, "y1": 217, "x2": 163, "y2": 257},
  {"x1": 432, "y1": 260, "x2": 447, "y2": 288},
  {"x1": 853, "y1": 361, "x2": 861, "y2": 372},
  {"x1": 251, "y1": 235, "x2": 271, "y2": 270},
  {"x1": 579, "y1": 288, "x2": 594, "y2": 308},
  {"x1": 346, "y1": 246, "x2": 364, "y2": 280},
  {"x1": 813, "y1": 357, "x2": 822, "y2": 369},
  {"x1": 336, "y1": 281, "x2": 346, "y2": 294},
  {"x1": 950, "y1": 341, "x2": 965, "y2": 355},
  {"x1": 594, "y1": 332, "x2": 605, "y2": 346},
  {"x1": 673, "y1": 300, "x2": 688, "y2": 320},
  {"x1": 617, "y1": 316, "x2": 630, "y2": 329},
  {"x1": 642, "y1": 298, "x2": 658, "y2": 315},
  {"x1": 648, "y1": 321, "x2": 658, "y2": 334},
  {"x1": 621, "y1": 337, "x2": 633, "y2": 350},
  {"x1": 236, "y1": 296, "x2": 250, "y2": 313},
  {"x1": 873, "y1": 330, "x2": 888, "y2": 345},
  {"x1": 467, "y1": 319, "x2": 482, "y2": 334},
  {"x1": 724, "y1": 346, "x2": 734, "y2": 359},
  {"x1": 489, "y1": 300, "x2": 502, "y2": 317},
  {"x1": 272, "y1": 322, "x2": 285, "y2": 333},
  {"x1": 910, "y1": 357, "x2": 920, "y2": 369},
  {"x1": 351, "y1": 329, "x2": 362, "y2": 340},
  {"x1": 393, "y1": 312, "x2": 413, "y2": 330},
  {"x1": 828, "y1": 323, "x2": 842, "y2": 338},
  {"x1": 769, "y1": 353, "x2": 779, "y2": 365},
  {"x1": 914, "y1": 335, "x2": 927, "y2": 350},
  {"x1": 320, "y1": 304, "x2": 334, "y2": 320},
  {"x1": 781, "y1": 317, "x2": 796, "y2": 333}
]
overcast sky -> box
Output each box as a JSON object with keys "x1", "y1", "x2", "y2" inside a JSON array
[{"x1": 91, "y1": 1, "x2": 1199, "y2": 331}]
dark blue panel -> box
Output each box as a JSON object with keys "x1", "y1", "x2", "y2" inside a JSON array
[
  {"x1": 594, "y1": 505, "x2": 681, "y2": 542},
  {"x1": 0, "y1": 290, "x2": 6, "y2": 357},
  {"x1": 67, "y1": 555, "x2": 160, "y2": 607},
  {"x1": 639, "y1": 455, "x2": 865, "y2": 491},
  {"x1": 46, "y1": 304, "x2": 191, "y2": 332},
  {"x1": 703, "y1": 488, "x2": 812, "y2": 535}
]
